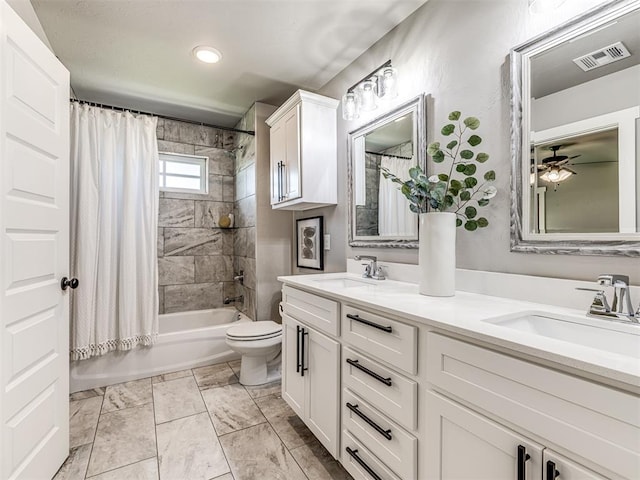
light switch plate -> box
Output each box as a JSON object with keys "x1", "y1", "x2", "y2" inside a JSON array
[{"x1": 324, "y1": 234, "x2": 331, "y2": 250}]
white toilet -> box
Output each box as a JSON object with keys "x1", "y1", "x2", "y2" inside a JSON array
[{"x1": 225, "y1": 321, "x2": 283, "y2": 386}]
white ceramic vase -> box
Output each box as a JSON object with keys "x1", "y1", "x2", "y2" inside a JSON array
[{"x1": 418, "y1": 212, "x2": 456, "y2": 297}]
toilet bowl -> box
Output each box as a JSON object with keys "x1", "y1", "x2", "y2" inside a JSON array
[{"x1": 225, "y1": 321, "x2": 282, "y2": 386}]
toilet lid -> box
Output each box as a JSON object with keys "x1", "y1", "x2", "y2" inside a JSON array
[{"x1": 226, "y1": 320, "x2": 282, "y2": 340}]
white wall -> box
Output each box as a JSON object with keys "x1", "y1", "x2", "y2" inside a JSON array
[{"x1": 298, "y1": 0, "x2": 640, "y2": 284}]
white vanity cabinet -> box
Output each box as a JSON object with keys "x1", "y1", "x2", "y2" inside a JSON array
[
  {"x1": 425, "y1": 332, "x2": 639, "y2": 480},
  {"x1": 266, "y1": 90, "x2": 338, "y2": 210},
  {"x1": 281, "y1": 288, "x2": 341, "y2": 457}
]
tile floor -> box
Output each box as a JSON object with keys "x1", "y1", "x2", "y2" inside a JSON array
[{"x1": 55, "y1": 360, "x2": 353, "y2": 480}]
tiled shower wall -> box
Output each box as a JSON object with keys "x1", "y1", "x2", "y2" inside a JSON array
[
  {"x1": 156, "y1": 118, "x2": 238, "y2": 314},
  {"x1": 233, "y1": 106, "x2": 257, "y2": 320}
]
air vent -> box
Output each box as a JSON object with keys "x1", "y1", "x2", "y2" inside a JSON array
[{"x1": 573, "y1": 41, "x2": 631, "y2": 72}]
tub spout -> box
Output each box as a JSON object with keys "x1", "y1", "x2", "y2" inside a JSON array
[{"x1": 224, "y1": 295, "x2": 244, "y2": 305}]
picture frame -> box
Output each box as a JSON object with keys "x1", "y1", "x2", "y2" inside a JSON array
[{"x1": 296, "y1": 216, "x2": 324, "y2": 270}]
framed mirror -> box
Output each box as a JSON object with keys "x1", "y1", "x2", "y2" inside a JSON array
[
  {"x1": 348, "y1": 94, "x2": 425, "y2": 248},
  {"x1": 510, "y1": 0, "x2": 640, "y2": 256}
]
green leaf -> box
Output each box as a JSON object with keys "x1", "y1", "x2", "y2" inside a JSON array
[
  {"x1": 456, "y1": 218, "x2": 463, "y2": 227},
  {"x1": 465, "y1": 206, "x2": 477, "y2": 219},
  {"x1": 464, "y1": 117, "x2": 480, "y2": 130},
  {"x1": 478, "y1": 198, "x2": 490, "y2": 207},
  {"x1": 463, "y1": 164, "x2": 477, "y2": 176},
  {"x1": 484, "y1": 170, "x2": 496, "y2": 181},
  {"x1": 409, "y1": 204, "x2": 419, "y2": 213},
  {"x1": 456, "y1": 164, "x2": 466, "y2": 173},
  {"x1": 477, "y1": 217, "x2": 489, "y2": 228},
  {"x1": 427, "y1": 142, "x2": 441, "y2": 156},
  {"x1": 401, "y1": 184, "x2": 411, "y2": 196},
  {"x1": 460, "y1": 190, "x2": 471, "y2": 201},
  {"x1": 464, "y1": 220, "x2": 478, "y2": 231},
  {"x1": 448, "y1": 111, "x2": 461, "y2": 121},
  {"x1": 409, "y1": 166, "x2": 421, "y2": 180},
  {"x1": 476, "y1": 152, "x2": 489, "y2": 163},
  {"x1": 450, "y1": 179, "x2": 463, "y2": 190},
  {"x1": 432, "y1": 150, "x2": 445, "y2": 163},
  {"x1": 444, "y1": 195, "x2": 455, "y2": 208},
  {"x1": 460, "y1": 150, "x2": 474, "y2": 160},
  {"x1": 437, "y1": 173, "x2": 449, "y2": 182},
  {"x1": 467, "y1": 135, "x2": 482, "y2": 147},
  {"x1": 464, "y1": 177, "x2": 478, "y2": 188},
  {"x1": 441, "y1": 124, "x2": 455, "y2": 136},
  {"x1": 446, "y1": 140, "x2": 458, "y2": 150}
]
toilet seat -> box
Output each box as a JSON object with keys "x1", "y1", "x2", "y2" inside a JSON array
[{"x1": 226, "y1": 321, "x2": 282, "y2": 341}]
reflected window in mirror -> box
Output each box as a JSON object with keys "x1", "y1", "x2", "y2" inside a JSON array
[
  {"x1": 510, "y1": 0, "x2": 640, "y2": 255},
  {"x1": 349, "y1": 94, "x2": 425, "y2": 248}
]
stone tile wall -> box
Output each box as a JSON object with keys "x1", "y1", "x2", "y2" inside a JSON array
[{"x1": 156, "y1": 118, "x2": 237, "y2": 314}]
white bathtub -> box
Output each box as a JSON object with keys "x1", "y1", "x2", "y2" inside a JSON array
[{"x1": 70, "y1": 308, "x2": 249, "y2": 393}]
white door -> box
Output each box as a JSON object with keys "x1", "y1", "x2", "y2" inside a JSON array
[
  {"x1": 305, "y1": 326, "x2": 339, "y2": 458},
  {"x1": 425, "y1": 391, "x2": 544, "y2": 480},
  {"x1": 283, "y1": 105, "x2": 300, "y2": 201},
  {"x1": 270, "y1": 120, "x2": 285, "y2": 205},
  {"x1": 281, "y1": 314, "x2": 305, "y2": 418},
  {"x1": 0, "y1": 2, "x2": 71, "y2": 479}
]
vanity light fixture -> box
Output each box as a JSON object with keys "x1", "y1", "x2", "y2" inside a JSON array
[
  {"x1": 341, "y1": 60, "x2": 398, "y2": 120},
  {"x1": 528, "y1": 0, "x2": 567, "y2": 14},
  {"x1": 193, "y1": 46, "x2": 222, "y2": 64}
]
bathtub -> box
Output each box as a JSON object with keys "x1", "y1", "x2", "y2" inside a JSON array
[{"x1": 70, "y1": 308, "x2": 249, "y2": 393}]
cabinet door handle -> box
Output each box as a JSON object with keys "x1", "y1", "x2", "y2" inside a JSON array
[
  {"x1": 346, "y1": 447, "x2": 382, "y2": 480},
  {"x1": 300, "y1": 328, "x2": 308, "y2": 377},
  {"x1": 296, "y1": 325, "x2": 301, "y2": 373},
  {"x1": 546, "y1": 460, "x2": 559, "y2": 480},
  {"x1": 517, "y1": 445, "x2": 531, "y2": 480},
  {"x1": 346, "y1": 313, "x2": 392, "y2": 333},
  {"x1": 277, "y1": 162, "x2": 283, "y2": 201},
  {"x1": 346, "y1": 358, "x2": 392, "y2": 386},
  {"x1": 346, "y1": 402, "x2": 392, "y2": 440}
]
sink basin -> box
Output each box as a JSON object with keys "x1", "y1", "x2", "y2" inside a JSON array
[
  {"x1": 312, "y1": 277, "x2": 376, "y2": 288},
  {"x1": 484, "y1": 311, "x2": 640, "y2": 358}
]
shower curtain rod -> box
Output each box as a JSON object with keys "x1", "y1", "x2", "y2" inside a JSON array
[
  {"x1": 366, "y1": 150, "x2": 413, "y2": 160},
  {"x1": 70, "y1": 98, "x2": 255, "y2": 136}
]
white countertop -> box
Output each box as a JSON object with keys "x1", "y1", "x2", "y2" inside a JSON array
[{"x1": 278, "y1": 272, "x2": 640, "y2": 390}]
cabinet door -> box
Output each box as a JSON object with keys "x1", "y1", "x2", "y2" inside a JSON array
[
  {"x1": 305, "y1": 326, "x2": 340, "y2": 458},
  {"x1": 270, "y1": 120, "x2": 285, "y2": 205},
  {"x1": 282, "y1": 314, "x2": 305, "y2": 418},
  {"x1": 426, "y1": 391, "x2": 544, "y2": 480},
  {"x1": 543, "y1": 450, "x2": 608, "y2": 480},
  {"x1": 283, "y1": 104, "x2": 301, "y2": 201}
]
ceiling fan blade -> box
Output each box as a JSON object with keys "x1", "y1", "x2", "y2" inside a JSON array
[{"x1": 563, "y1": 167, "x2": 578, "y2": 175}]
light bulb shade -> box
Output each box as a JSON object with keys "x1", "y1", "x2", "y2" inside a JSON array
[
  {"x1": 341, "y1": 91, "x2": 360, "y2": 121},
  {"x1": 358, "y1": 79, "x2": 378, "y2": 112},
  {"x1": 540, "y1": 167, "x2": 573, "y2": 183},
  {"x1": 378, "y1": 66, "x2": 398, "y2": 100}
]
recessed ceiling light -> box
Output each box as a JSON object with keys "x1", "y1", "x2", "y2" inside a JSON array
[{"x1": 193, "y1": 46, "x2": 222, "y2": 64}]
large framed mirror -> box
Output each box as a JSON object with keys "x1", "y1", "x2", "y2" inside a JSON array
[
  {"x1": 348, "y1": 94, "x2": 425, "y2": 248},
  {"x1": 510, "y1": 0, "x2": 640, "y2": 256}
]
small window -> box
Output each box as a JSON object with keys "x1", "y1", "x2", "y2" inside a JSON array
[{"x1": 159, "y1": 152, "x2": 208, "y2": 194}]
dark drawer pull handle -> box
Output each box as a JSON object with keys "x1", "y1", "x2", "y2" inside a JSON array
[
  {"x1": 546, "y1": 460, "x2": 559, "y2": 480},
  {"x1": 517, "y1": 445, "x2": 531, "y2": 480},
  {"x1": 346, "y1": 358, "x2": 392, "y2": 387},
  {"x1": 346, "y1": 402, "x2": 392, "y2": 440},
  {"x1": 346, "y1": 313, "x2": 392, "y2": 333},
  {"x1": 345, "y1": 447, "x2": 382, "y2": 480}
]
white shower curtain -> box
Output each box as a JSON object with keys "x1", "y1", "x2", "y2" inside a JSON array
[
  {"x1": 70, "y1": 103, "x2": 159, "y2": 360},
  {"x1": 379, "y1": 155, "x2": 418, "y2": 237}
]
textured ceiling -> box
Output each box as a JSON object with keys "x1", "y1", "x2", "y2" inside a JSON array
[{"x1": 32, "y1": 0, "x2": 428, "y2": 126}]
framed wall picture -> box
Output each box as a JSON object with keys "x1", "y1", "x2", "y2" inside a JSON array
[{"x1": 296, "y1": 216, "x2": 324, "y2": 270}]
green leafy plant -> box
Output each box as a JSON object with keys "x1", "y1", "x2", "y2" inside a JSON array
[{"x1": 381, "y1": 111, "x2": 496, "y2": 231}]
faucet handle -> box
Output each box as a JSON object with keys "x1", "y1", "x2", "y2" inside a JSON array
[
  {"x1": 597, "y1": 274, "x2": 630, "y2": 287},
  {"x1": 577, "y1": 287, "x2": 611, "y2": 314}
]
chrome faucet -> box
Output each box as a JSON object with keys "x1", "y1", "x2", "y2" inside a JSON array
[
  {"x1": 223, "y1": 295, "x2": 244, "y2": 305},
  {"x1": 354, "y1": 255, "x2": 385, "y2": 280},
  {"x1": 578, "y1": 274, "x2": 638, "y2": 323}
]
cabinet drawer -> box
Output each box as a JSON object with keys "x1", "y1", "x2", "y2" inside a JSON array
[
  {"x1": 282, "y1": 285, "x2": 339, "y2": 336},
  {"x1": 342, "y1": 305, "x2": 417, "y2": 375},
  {"x1": 341, "y1": 429, "x2": 401, "y2": 480},
  {"x1": 427, "y1": 332, "x2": 640, "y2": 480},
  {"x1": 343, "y1": 388, "x2": 416, "y2": 480},
  {"x1": 343, "y1": 347, "x2": 417, "y2": 430}
]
